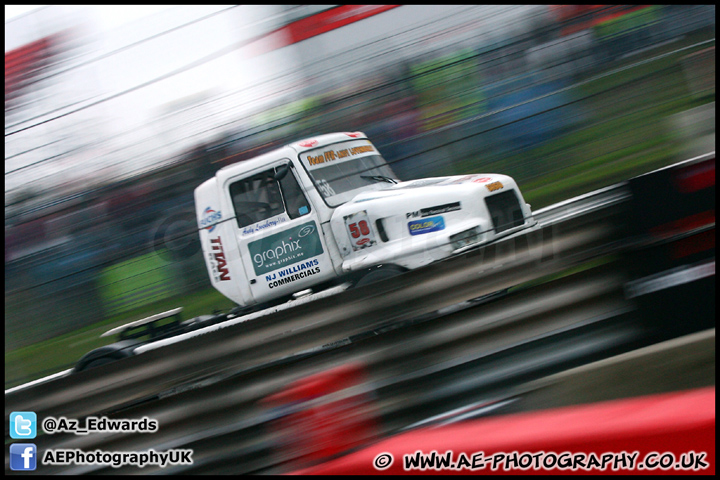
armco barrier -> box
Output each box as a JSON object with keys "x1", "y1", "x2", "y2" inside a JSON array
[
  {"x1": 291, "y1": 387, "x2": 715, "y2": 475},
  {"x1": 13, "y1": 265, "x2": 640, "y2": 474},
  {"x1": 6, "y1": 182, "x2": 625, "y2": 424},
  {"x1": 624, "y1": 153, "x2": 715, "y2": 340}
]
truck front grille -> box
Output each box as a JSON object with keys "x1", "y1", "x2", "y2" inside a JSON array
[{"x1": 485, "y1": 190, "x2": 524, "y2": 233}]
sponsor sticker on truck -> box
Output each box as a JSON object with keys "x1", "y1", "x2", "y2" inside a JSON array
[
  {"x1": 209, "y1": 237, "x2": 231, "y2": 281},
  {"x1": 200, "y1": 207, "x2": 222, "y2": 232},
  {"x1": 344, "y1": 210, "x2": 377, "y2": 251},
  {"x1": 300, "y1": 139, "x2": 378, "y2": 171},
  {"x1": 248, "y1": 221, "x2": 324, "y2": 276},
  {"x1": 408, "y1": 216, "x2": 445, "y2": 235},
  {"x1": 485, "y1": 181, "x2": 504, "y2": 192},
  {"x1": 406, "y1": 202, "x2": 461, "y2": 219}
]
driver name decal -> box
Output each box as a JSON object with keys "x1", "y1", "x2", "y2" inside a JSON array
[{"x1": 241, "y1": 215, "x2": 288, "y2": 236}]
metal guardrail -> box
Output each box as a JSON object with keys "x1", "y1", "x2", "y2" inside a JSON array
[
  {"x1": 4, "y1": 178, "x2": 632, "y2": 392},
  {"x1": 12, "y1": 265, "x2": 645, "y2": 475},
  {"x1": 5, "y1": 180, "x2": 635, "y2": 474},
  {"x1": 4, "y1": 179, "x2": 626, "y2": 417}
]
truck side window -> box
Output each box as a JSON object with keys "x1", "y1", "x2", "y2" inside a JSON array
[
  {"x1": 230, "y1": 169, "x2": 285, "y2": 228},
  {"x1": 277, "y1": 165, "x2": 311, "y2": 219}
]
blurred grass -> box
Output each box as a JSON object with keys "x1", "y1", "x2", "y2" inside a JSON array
[
  {"x1": 5, "y1": 287, "x2": 234, "y2": 389},
  {"x1": 5, "y1": 34, "x2": 715, "y2": 389}
]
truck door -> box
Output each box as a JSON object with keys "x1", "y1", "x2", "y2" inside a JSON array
[{"x1": 227, "y1": 161, "x2": 335, "y2": 304}]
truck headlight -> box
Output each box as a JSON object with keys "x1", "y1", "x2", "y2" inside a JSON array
[{"x1": 450, "y1": 226, "x2": 482, "y2": 250}]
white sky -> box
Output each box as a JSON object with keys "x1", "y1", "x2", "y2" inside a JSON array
[
  {"x1": 5, "y1": 4, "x2": 252, "y2": 193},
  {"x1": 4, "y1": 4, "x2": 44, "y2": 21},
  {"x1": 5, "y1": 5, "x2": 175, "y2": 30},
  {"x1": 5, "y1": 5, "x2": 526, "y2": 195}
]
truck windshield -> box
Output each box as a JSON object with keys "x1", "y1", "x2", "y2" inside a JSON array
[{"x1": 298, "y1": 140, "x2": 398, "y2": 207}]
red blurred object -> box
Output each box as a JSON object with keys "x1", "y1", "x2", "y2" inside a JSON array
[
  {"x1": 298, "y1": 139, "x2": 318, "y2": 148},
  {"x1": 248, "y1": 5, "x2": 400, "y2": 56},
  {"x1": 292, "y1": 387, "x2": 715, "y2": 475},
  {"x1": 263, "y1": 362, "x2": 377, "y2": 466},
  {"x1": 5, "y1": 34, "x2": 62, "y2": 109},
  {"x1": 672, "y1": 229, "x2": 715, "y2": 259},
  {"x1": 284, "y1": 5, "x2": 399, "y2": 45},
  {"x1": 649, "y1": 210, "x2": 715, "y2": 240},
  {"x1": 674, "y1": 158, "x2": 715, "y2": 194},
  {"x1": 550, "y1": 5, "x2": 653, "y2": 36}
]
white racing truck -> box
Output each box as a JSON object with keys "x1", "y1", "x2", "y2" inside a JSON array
[
  {"x1": 73, "y1": 132, "x2": 536, "y2": 372},
  {"x1": 195, "y1": 132, "x2": 537, "y2": 310}
]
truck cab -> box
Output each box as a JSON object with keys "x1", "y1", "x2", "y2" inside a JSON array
[{"x1": 195, "y1": 132, "x2": 536, "y2": 309}]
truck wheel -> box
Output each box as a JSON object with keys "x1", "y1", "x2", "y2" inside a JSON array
[{"x1": 355, "y1": 266, "x2": 406, "y2": 288}]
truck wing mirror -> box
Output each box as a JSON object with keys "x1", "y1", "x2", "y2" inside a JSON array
[{"x1": 274, "y1": 165, "x2": 289, "y2": 181}]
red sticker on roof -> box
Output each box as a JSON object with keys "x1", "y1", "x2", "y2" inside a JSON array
[
  {"x1": 298, "y1": 139, "x2": 318, "y2": 148},
  {"x1": 473, "y1": 177, "x2": 492, "y2": 183},
  {"x1": 344, "y1": 132, "x2": 362, "y2": 138}
]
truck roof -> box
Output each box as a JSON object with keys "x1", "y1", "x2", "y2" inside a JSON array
[
  {"x1": 214, "y1": 132, "x2": 367, "y2": 181},
  {"x1": 286, "y1": 131, "x2": 367, "y2": 152}
]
